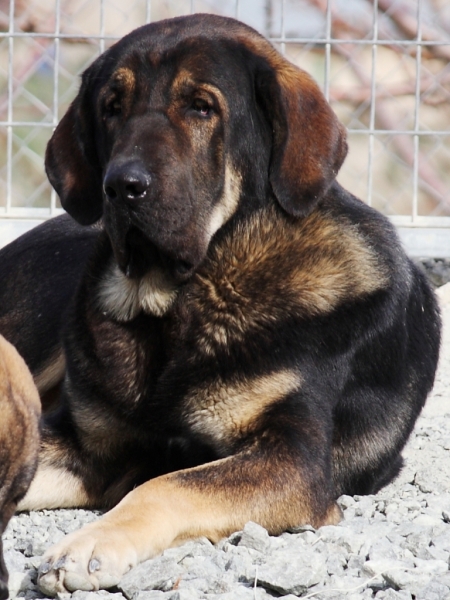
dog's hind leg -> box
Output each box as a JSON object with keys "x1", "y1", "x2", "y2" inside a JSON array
[
  {"x1": 18, "y1": 431, "x2": 93, "y2": 511},
  {"x1": 18, "y1": 463, "x2": 91, "y2": 511}
]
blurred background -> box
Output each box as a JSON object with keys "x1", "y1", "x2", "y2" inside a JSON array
[{"x1": 0, "y1": 0, "x2": 449, "y2": 254}]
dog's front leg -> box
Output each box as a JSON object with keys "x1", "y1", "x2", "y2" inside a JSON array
[{"x1": 37, "y1": 439, "x2": 340, "y2": 595}]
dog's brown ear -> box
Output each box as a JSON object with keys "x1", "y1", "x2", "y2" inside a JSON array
[
  {"x1": 256, "y1": 60, "x2": 348, "y2": 217},
  {"x1": 45, "y1": 70, "x2": 103, "y2": 225}
]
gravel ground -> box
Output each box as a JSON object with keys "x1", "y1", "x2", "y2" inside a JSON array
[{"x1": 4, "y1": 295, "x2": 450, "y2": 600}]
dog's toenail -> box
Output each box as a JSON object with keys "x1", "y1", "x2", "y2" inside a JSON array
[
  {"x1": 54, "y1": 556, "x2": 67, "y2": 570},
  {"x1": 39, "y1": 562, "x2": 51, "y2": 575},
  {"x1": 89, "y1": 559, "x2": 101, "y2": 573}
]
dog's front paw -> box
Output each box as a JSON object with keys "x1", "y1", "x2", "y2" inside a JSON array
[{"x1": 38, "y1": 523, "x2": 138, "y2": 596}]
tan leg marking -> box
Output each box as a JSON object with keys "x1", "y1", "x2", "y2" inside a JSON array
[
  {"x1": 37, "y1": 454, "x2": 340, "y2": 595},
  {"x1": 186, "y1": 370, "x2": 301, "y2": 452}
]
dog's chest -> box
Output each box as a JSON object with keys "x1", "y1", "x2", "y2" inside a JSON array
[{"x1": 91, "y1": 207, "x2": 386, "y2": 424}]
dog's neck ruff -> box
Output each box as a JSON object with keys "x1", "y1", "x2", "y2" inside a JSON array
[{"x1": 97, "y1": 261, "x2": 178, "y2": 320}]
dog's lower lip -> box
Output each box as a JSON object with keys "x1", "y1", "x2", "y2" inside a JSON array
[
  {"x1": 123, "y1": 255, "x2": 147, "y2": 279},
  {"x1": 172, "y1": 259, "x2": 196, "y2": 281}
]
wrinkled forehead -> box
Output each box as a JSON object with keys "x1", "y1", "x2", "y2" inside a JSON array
[
  {"x1": 99, "y1": 47, "x2": 237, "y2": 96},
  {"x1": 89, "y1": 15, "x2": 270, "y2": 96}
]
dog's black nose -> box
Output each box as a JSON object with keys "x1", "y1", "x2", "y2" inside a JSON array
[{"x1": 103, "y1": 162, "x2": 151, "y2": 205}]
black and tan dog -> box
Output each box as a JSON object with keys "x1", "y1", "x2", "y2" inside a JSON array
[
  {"x1": 0, "y1": 336, "x2": 40, "y2": 600},
  {"x1": 0, "y1": 13, "x2": 441, "y2": 595}
]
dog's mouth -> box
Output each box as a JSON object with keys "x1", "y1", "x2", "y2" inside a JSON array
[{"x1": 113, "y1": 226, "x2": 196, "y2": 283}]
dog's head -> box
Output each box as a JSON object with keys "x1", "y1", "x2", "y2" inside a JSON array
[{"x1": 46, "y1": 14, "x2": 347, "y2": 286}]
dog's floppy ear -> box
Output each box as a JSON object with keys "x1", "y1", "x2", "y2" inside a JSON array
[
  {"x1": 256, "y1": 59, "x2": 348, "y2": 217},
  {"x1": 45, "y1": 67, "x2": 103, "y2": 225}
]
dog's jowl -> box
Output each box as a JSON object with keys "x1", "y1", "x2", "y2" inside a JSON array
[{"x1": 0, "y1": 14, "x2": 441, "y2": 595}]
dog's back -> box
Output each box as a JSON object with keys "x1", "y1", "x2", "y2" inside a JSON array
[{"x1": 323, "y1": 188, "x2": 441, "y2": 496}]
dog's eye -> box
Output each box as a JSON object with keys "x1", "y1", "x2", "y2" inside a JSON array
[
  {"x1": 191, "y1": 98, "x2": 212, "y2": 117},
  {"x1": 104, "y1": 99, "x2": 122, "y2": 119}
]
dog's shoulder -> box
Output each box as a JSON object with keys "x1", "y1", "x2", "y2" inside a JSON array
[{"x1": 188, "y1": 187, "x2": 395, "y2": 328}]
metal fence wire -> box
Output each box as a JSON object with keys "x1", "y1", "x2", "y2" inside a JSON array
[{"x1": 0, "y1": 0, "x2": 449, "y2": 254}]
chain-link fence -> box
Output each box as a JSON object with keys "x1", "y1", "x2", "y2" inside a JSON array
[{"x1": 1, "y1": 0, "x2": 449, "y2": 254}]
